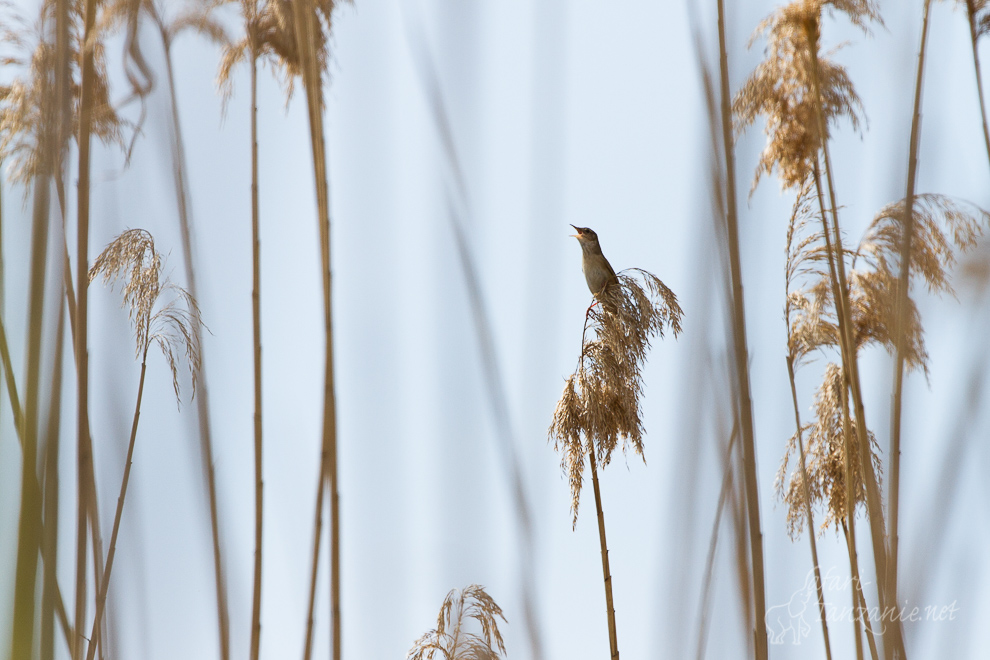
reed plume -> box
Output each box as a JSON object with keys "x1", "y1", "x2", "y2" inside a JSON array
[
  {"x1": 407, "y1": 585, "x2": 507, "y2": 660},
  {"x1": 217, "y1": 0, "x2": 337, "y2": 103},
  {"x1": 732, "y1": 0, "x2": 877, "y2": 193},
  {"x1": 550, "y1": 270, "x2": 682, "y2": 526},
  {"x1": 0, "y1": 0, "x2": 124, "y2": 186}
]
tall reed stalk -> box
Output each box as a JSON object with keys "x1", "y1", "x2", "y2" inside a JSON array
[
  {"x1": 84, "y1": 229, "x2": 202, "y2": 660},
  {"x1": 840, "y1": 380, "x2": 865, "y2": 660},
  {"x1": 248, "y1": 20, "x2": 264, "y2": 660},
  {"x1": 74, "y1": 0, "x2": 100, "y2": 654},
  {"x1": 402, "y1": 12, "x2": 544, "y2": 653},
  {"x1": 888, "y1": 0, "x2": 932, "y2": 647},
  {"x1": 809, "y1": 164, "x2": 872, "y2": 657},
  {"x1": 289, "y1": 0, "x2": 340, "y2": 657},
  {"x1": 588, "y1": 444, "x2": 618, "y2": 660},
  {"x1": 84, "y1": 345, "x2": 149, "y2": 660},
  {"x1": 10, "y1": 83, "x2": 51, "y2": 660},
  {"x1": 9, "y1": 3, "x2": 69, "y2": 643},
  {"x1": 802, "y1": 19, "x2": 906, "y2": 659},
  {"x1": 784, "y1": 355, "x2": 832, "y2": 660},
  {"x1": 41, "y1": 285, "x2": 67, "y2": 660},
  {"x1": 715, "y1": 0, "x2": 768, "y2": 655},
  {"x1": 154, "y1": 9, "x2": 231, "y2": 658}
]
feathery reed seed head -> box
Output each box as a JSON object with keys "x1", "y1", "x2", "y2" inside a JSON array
[
  {"x1": 733, "y1": 0, "x2": 879, "y2": 192},
  {"x1": 217, "y1": 0, "x2": 341, "y2": 103},
  {"x1": 776, "y1": 362, "x2": 882, "y2": 537},
  {"x1": 90, "y1": 229, "x2": 204, "y2": 405},
  {"x1": 0, "y1": 0, "x2": 125, "y2": 186},
  {"x1": 549, "y1": 269, "x2": 683, "y2": 527},
  {"x1": 780, "y1": 189, "x2": 988, "y2": 536},
  {"x1": 407, "y1": 585, "x2": 507, "y2": 660}
]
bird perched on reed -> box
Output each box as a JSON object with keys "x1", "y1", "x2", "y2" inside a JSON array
[{"x1": 571, "y1": 225, "x2": 618, "y2": 312}]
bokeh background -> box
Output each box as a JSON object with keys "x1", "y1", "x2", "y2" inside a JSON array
[{"x1": 2, "y1": 0, "x2": 989, "y2": 658}]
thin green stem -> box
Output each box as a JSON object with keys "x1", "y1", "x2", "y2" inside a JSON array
[{"x1": 0, "y1": 312, "x2": 23, "y2": 433}]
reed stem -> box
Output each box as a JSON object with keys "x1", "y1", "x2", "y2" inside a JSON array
[
  {"x1": 74, "y1": 0, "x2": 100, "y2": 652},
  {"x1": 717, "y1": 0, "x2": 769, "y2": 655},
  {"x1": 302, "y1": 477, "x2": 326, "y2": 660},
  {"x1": 785, "y1": 355, "x2": 832, "y2": 660},
  {"x1": 804, "y1": 26, "x2": 905, "y2": 659},
  {"x1": 41, "y1": 295, "x2": 66, "y2": 660},
  {"x1": 289, "y1": 1, "x2": 340, "y2": 656},
  {"x1": 888, "y1": 5, "x2": 931, "y2": 646},
  {"x1": 11, "y1": 49, "x2": 55, "y2": 655},
  {"x1": 85, "y1": 352, "x2": 149, "y2": 660},
  {"x1": 158, "y1": 17, "x2": 230, "y2": 659},
  {"x1": 588, "y1": 448, "x2": 619, "y2": 660},
  {"x1": 249, "y1": 37, "x2": 264, "y2": 660},
  {"x1": 839, "y1": 383, "x2": 864, "y2": 660},
  {"x1": 965, "y1": 0, "x2": 990, "y2": 174}
]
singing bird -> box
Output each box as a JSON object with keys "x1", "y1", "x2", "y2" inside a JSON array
[{"x1": 570, "y1": 225, "x2": 618, "y2": 308}]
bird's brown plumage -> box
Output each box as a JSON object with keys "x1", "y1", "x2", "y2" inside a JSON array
[{"x1": 571, "y1": 225, "x2": 618, "y2": 302}]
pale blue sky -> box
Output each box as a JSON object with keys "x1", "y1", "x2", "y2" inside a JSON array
[{"x1": 2, "y1": 0, "x2": 989, "y2": 658}]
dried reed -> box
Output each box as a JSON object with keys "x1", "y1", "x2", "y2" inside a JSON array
[
  {"x1": 550, "y1": 268, "x2": 682, "y2": 660},
  {"x1": 716, "y1": 0, "x2": 770, "y2": 653},
  {"x1": 733, "y1": 1, "x2": 895, "y2": 654},
  {"x1": 279, "y1": 1, "x2": 343, "y2": 658},
  {"x1": 962, "y1": 0, "x2": 990, "y2": 171},
  {"x1": 83, "y1": 229, "x2": 203, "y2": 660},
  {"x1": 407, "y1": 585, "x2": 507, "y2": 660},
  {"x1": 736, "y1": 2, "x2": 990, "y2": 657},
  {"x1": 889, "y1": 3, "x2": 931, "y2": 629},
  {"x1": 780, "y1": 185, "x2": 833, "y2": 658},
  {"x1": 4, "y1": 1, "x2": 60, "y2": 652},
  {"x1": 217, "y1": 0, "x2": 271, "y2": 653}
]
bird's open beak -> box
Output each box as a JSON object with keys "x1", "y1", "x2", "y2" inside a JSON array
[{"x1": 569, "y1": 224, "x2": 581, "y2": 239}]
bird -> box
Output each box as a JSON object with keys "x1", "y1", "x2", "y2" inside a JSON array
[{"x1": 570, "y1": 225, "x2": 618, "y2": 311}]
